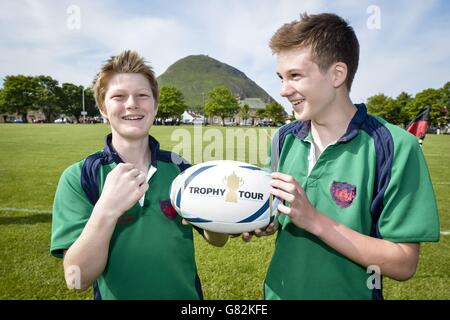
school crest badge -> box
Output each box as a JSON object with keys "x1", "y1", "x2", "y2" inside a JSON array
[
  {"x1": 160, "y1": 200, "x2": 177, "y2": 220},
  {"x1": 330, "y1": 181, "x2": 356, "y2": 208}
]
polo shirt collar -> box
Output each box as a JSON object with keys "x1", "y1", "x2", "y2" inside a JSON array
[
  {"x1": 295, "y1": 103, "x2": 368, "y2": 143},
  {"x1": 103, "y1": 133, "x2": 160, "y2": 168},
  {"x1": 338, "y1": 103, "x2": 368, "y2": 143}
]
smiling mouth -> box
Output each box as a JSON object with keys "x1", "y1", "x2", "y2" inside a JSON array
[
  {"x1": 122, "y1": 115, "x2": 144, "y2": 120},
  {"x1": 291, "y1": 98, "x2": 305, "y2": 106}
]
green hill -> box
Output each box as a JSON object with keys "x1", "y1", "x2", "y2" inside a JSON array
[{"x1": 157, "y1": 55, "x2": 274, "y2": 110}]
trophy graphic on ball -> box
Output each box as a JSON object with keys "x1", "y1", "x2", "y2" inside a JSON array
[{"x1": 223, "y1": 171, "x2": 244, "y2": 203}]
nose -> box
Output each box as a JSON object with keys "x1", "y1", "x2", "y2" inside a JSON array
[
  {"x1": 125, "y1": 95, "x2": 138, "y2": 109},
  {"x1": 280, "y1": 80, "x2": 295, "y2": 98}
]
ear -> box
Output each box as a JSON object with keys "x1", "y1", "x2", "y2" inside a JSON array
[
  {"x1": 331, "y1": 62, "x2": 348, "y2": 88},
  {"x1": 98, "y1": 105, "x2": 108, "y2": 119}
]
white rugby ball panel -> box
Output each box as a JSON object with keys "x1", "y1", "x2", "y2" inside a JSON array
[
  {"x1": 170, "y1": 160, "x2": 278, "y2": 233},
  {"x1": 190, "y1": 220, "x2": 271, "y2": 234},
  {"x1": 178, "y1": 165, "x2": 269, "y2": 222}
]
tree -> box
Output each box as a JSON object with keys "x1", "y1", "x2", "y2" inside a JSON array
[
  {"x1": 265, "y1": 102, "x2": 286, "y2": 122},
  {"x1": 240, "y1": 103, "x2": 250, "y2": 124},
  {"x1": 61, "y1": 83, "x2": 83, "y2": 118},
  {"x1": 369, "y1": 91, "x2": 412, "y2": 125},
  {"x1": 34, "y1": 75, "x2": 63, "y2": 123},
  {"x1": 158, "y1": 86, "x2": 186, "y2": 123},
  {"x1": 366, "y1": 94, "x2": 396, "y2": 123},
  {"x1": 441, "y1": 81, "x2": 450, "y2": 107},
  {"x1": 393, "y1": 91, "x2": 412, "y2": 126},
  {"x1": 204, "y1": 86, "x2": 239, "y2": 126},
  {"x1": 0, "y1": 75, "x2": 39, "y2": 122},
  {"x1": 83, "y1": 87, "x2": 98, "y2": 116},
  {"x1": 0, "y1": 88, "x2": 4, "y2": 113},
  {"x1": 406, "y1": 88, "x2": 445, "y2": 125},
  {"x1": 256, "y1": 108, "x2": 266, "y2": 119},
  {"x1": 59, "y1": 84, "x2": 98, "y2": 120}
]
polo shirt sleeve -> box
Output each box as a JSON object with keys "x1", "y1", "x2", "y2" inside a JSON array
[
  {"x1": 50, "y1": 162, "x2": 94, "y2": 258},
  {"x1": 377, "y1": 136, "x2": 440, "y2": 243}
]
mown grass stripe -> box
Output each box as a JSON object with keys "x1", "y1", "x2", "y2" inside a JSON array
[{"x1": 0, "y1": 207, "x2": 51, "y2": 214}]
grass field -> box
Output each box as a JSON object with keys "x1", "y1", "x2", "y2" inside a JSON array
[{"x1": 0, "y1": 123, "x2": 449, "y2": 300}]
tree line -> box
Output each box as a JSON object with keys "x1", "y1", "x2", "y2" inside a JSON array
[
  {"x1": 366, "y1": 82, "x2": 449, "y2": 126},
  {"x1": 1, "y1": 74, "x2": 447, "y2": 126},
  {"x1": 0, "y1": 75, "x2": 286, "y2": 125},
  {"x1": 0, "y1": 75, "x2": 97, "y2": 123},
  {"x1": 158, "y1": 85, "x2": 286, "y2": 125}
]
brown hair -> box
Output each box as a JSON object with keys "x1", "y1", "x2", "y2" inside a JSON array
[
  {"x1": 269, "y1": 13, "x2": 359, "y2": 91},
  {"x1": 92, "y1": 50, "x2": 159, "y2": 112}
]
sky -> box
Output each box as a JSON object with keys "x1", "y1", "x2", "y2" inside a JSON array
[{"x1": 0, "y1": 0, "x2": 449, "y2": 113}]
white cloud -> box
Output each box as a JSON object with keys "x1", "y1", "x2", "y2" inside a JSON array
[
  {"x1": 0, "y1": 0, "x2": 449, "y2": 113},
  {"x1": 352, "y1": 0, "x2": 450, "y2": 102}
]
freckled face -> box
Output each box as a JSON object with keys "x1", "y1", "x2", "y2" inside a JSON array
[{"x1": 102, "y1": 73, "x2": 156, "y2": 141}]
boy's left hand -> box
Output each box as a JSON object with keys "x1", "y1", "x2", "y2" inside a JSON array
[{"x1": 240, "y1": 219, "x2": 278, "y2": 242}]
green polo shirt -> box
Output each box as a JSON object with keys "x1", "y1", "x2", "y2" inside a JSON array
[
  {"x1": 264, "y1": 104, "x2": 440, "y2": 300},
  {"x1": 51, "y1": 134, "x2": 202, "y2": 300}
]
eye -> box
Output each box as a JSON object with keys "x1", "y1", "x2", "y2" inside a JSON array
[
  {"x1": 291, "y1": 73, "x2": 303, "y2": 80},
  {"x1": 112, "y1": 94, "x2": 124, "y2": 100},
  {"x1": 138, "y1": 94, "x2": 150, "y2": 98}
]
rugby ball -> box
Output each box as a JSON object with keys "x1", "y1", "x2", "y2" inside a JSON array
[{"x1": 170, "y1": 160, "x2": 279, "y2": 234}]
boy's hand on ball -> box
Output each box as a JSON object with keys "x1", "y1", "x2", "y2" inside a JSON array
[
  {"x1": 183, "y1": 219, "x2": 229, "y2": 247},
  {"x1": 240, "y1": 219, "x2": 278, "y2": 242}
]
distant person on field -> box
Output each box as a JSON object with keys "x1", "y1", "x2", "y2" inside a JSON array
[
  {"x1": 244, "y1": 13, "x2": 440, "y2": 300},
  {"x1": 50, "y1": 50, "x2": 228, "y2": 300}
]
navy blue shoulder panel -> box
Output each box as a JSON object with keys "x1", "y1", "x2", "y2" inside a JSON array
[
  {"x1": 360, "y1": 115, "x2": 394, "y2": 239},
  {"x1": 278, "y1": 121, "x2": 307, "y2": 152},
  {"x1": 271, "y1": 121, "x2": 308, "y2": 171},
  {"x1": 93, "y1": 280, "x2": 102, "y2": 300},
  {"x1": 359, "y1": 115, "x2": 393, "y2": 301},
  {"x1": 80, "y1": 151, "x2": 113, "y2": 206},
  {"x1": 157, "y1": 149, "x2": 192, "y2": 173}
]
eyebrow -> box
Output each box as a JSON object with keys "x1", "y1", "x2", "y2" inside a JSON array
[
  {"x1": 108, "y1": 87, "x2": 151, "y2": 93},
  {"x1": 276, "y1": 69, "x2": 305, "y2": 78},
  {"x1": 286, "y1": 68, "x2": 305, "y2": 74}
]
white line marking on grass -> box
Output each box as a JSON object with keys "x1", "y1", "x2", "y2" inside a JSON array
[
  {"x1": 0, "y1": 207, "x2": 51, "y2": 214},
  {"x1": 441, "y1": 231, "x2": 450, "y2": 236}
]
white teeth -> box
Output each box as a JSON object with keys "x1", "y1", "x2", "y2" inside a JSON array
[
  {"x1": 292, "y1": 98, "x2": 305, "y2": 106},
  {"x1": 122, "y1": 115, "x2": 144, "y2": 120}
]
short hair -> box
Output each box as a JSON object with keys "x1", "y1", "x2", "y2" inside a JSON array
[
  {"x1": 269, "y1": 13, "x2": 359, "y2": 91},
  {"x1": 92, "y1": 50, "x2": 159, "y2": 112}
]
